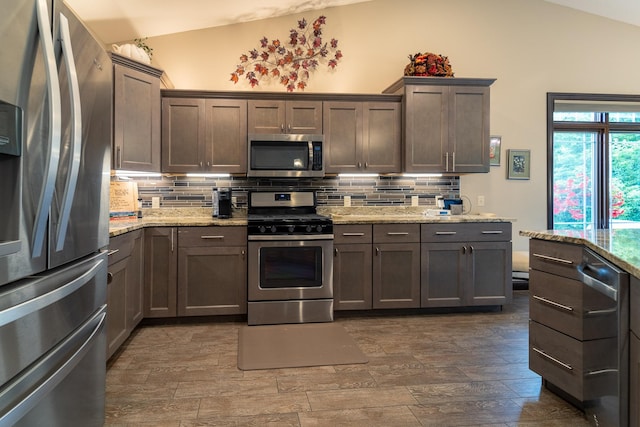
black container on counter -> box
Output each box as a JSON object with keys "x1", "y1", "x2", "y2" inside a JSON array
[{"x1": 218, "y1": 188, "x2": 232, "y2": 218}]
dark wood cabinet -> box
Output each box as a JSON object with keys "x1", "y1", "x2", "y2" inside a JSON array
[
  {"x1": 333, "y1": 225, "x2": 373, "y2": 310},
  {"x1": 112, "y1": 55, "x2": 162, "y2": 171},
  {"x1": 107, "y1": 229, "x2": 144, "y2": 358},
  {"x1": 162, "y1": 97, "x2": 247, "y2": 173},
  {"x1": 372, "y1": 224, "x2": 421, "y2": 309},
  {"x1": 144, "y1": 227, "x2": 178, "y2": 318},
  {"x1": 384, "y1": 77, "x2": 494, "y2": 173},
  {"x1": 177, "y1": 227, "x2": 247, "y2": 316},
  {"x1": 421, "y1": 223, "x2": 512, "y2": 307},
  {"x1": 631, "y1": 276, "x2": 640, "y2": 427},
  {"x1": 324, "y1": 101, "x2": 401, "y2": 174},
  {"x1": 248, "y1": 100, "x2": 322, "y2": 134}
]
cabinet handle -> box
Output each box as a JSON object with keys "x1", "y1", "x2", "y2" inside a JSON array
[
  {"x1": 116, "y1": 146, "x2": 122, "y2": 169},
  {"x1": 435, "y1": 231, "x2": 456, "y2": 235},
  {"x1": 364, "y1": 162, "x2": 368, "y2": 169},
  {"x1": 386, "y1": 232, "x2": 409, "y2": 236},
  {"x1": 107, "y1": 249, "x2": 119, "y2": 257},
  {"x1": 200, "y1": 235, "x2": 224, "y2": 240},
  {"x1": 462, "y1": 246, "x2": 466, "y2": 254},
  {"x1": 469, "y1": 245, "x2": 474, "y2": 253},
  {"x1": 481, "y1": 230, "x2": 504, "y2": 234},
  {"x1": 532, "y1": 347, "x2": 573, "y2": 371},
  {"x1": 342, "y1": 232, "x2": 365, "y2": 237},
  {"x1": 532, "y1": 253, "x2": 574, "y2": 265},
  {"x1": 585, "y1": 368, "x2": 618, "y2": 376},
  {"x1": 241, "y1": 249, "x2": 245, "y2": 259},
  {"x1": 287, "y1": 123, "x2": 292, "y2": 132},
  {"x1": 585, "y1": 307, "x2": 617, "y2": 316},
  {"x1": 452, "y1": 151, "x2": 456, "y2": 172},
  {"x1": 107, "y1": 272, "x2": 113, "y2": 284},
  {"x1": 358, "y1": 162, "x2": 362, "y2": 168},
  {"x1": 532, "y1": 295, "x2": 574, "y2": 312},
  {"x1": 334, "y1": 248, "x2": 338, "y2": 256},
  {"x1": 375, "y1": 247, "x2": 379, "y2": 255},
  {"x1": 171, "y1": 229, "x2": 174, "y2": 252},
  {"x1": 445, "y1": 152, "x2": 449, "y2": 172},
  {"x1": 280, "y1": 124, "x2": 285, "y2": 133}
]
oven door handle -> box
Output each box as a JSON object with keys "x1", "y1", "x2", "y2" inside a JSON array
[{"x1": 248, "y1": 234, "x2": 334, "y2": 241}]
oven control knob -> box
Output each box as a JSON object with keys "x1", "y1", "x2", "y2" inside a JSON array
[
  {"x1": 316, "y1": 225, "x2": 323, "y2": 232},
  {"x1": 258, "y1": 226, "x2": 266, "y2": 233},
  {"x1": 305, "y1": 225, "x2": 313, "y2": 233},
  {"x1": 270, "y1": 225, "x2": 277, "y2": 233},
  {"x1": 288, "y1": 225, "x2": 295, "y2": 233}
]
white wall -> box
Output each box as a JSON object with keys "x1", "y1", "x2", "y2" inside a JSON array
[{"x1": 142, "y1": 0, "x2": 640, "y2": 251}]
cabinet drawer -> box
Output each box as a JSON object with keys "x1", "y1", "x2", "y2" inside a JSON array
[
  {"x1": 373, "y1": 224, "x2": 420, "y2": 243},
  {"x1": 108, "y1": 229, "x2": 142, "y2": 265},
  {"x1": 421, "y1": 223, "x2": 511, "y2": 242},
  {"x1": 530, "y1": 239, "x2": 583, "y2": 280},
  {"x1": 334, "y1": 225, "x2": 372, "y2": 244},
  {"x1": 530, "y1": 270, "x2": 616, "y2": 340},
  {"x1": 178, "y1": 226, "x2": 247, "y2": 247},
  {"x1": 529, "y1": 321, "x2": 616, "y2": 402}
]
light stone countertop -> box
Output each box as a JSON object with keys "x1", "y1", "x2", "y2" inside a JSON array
[
  {"x1": 109, "y1": 206, "x2": 513, "y2": 237},
  {"x1": 520, "y1": 228, "x2": 640, "y2": 278}
]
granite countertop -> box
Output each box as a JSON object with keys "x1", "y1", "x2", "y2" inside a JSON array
[
  {"x1": 109, "y1": 206, "x2": 513, "y2": 237},
  {"x1": 520, "y1": 228, "x2": 640, "y2": 278}
]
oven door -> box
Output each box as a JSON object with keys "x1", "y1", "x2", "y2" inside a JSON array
[{"x1": 248, "y1": 237, "x2": 333, "y2": 302}]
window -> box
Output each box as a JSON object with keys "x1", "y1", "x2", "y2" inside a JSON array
[{"x1": 548, "y1": 93, "x2": 640, "y2": 230}]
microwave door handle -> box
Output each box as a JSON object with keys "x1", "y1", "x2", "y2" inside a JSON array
[
  {"x1": 54, "y1": 13, "x2": 82, "y2": 252},
  {"x1": 308, "y1": 141, "x2": 313, "y2": 170},
  {"x1": 32, "y1": 0, "x2": 62, "y2": 258}
]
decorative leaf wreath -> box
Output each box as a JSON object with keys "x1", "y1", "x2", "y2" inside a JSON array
[{"x1": 230, "y1": 16, "x2": 343, "y2": 92}]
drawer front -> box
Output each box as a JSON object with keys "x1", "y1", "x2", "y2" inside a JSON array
[
  {"x1": 178, "y1": 226, "x2": 247, "y2": 247},
  {"x1": 108, "y1": 229, "x2": 142, "y2": 265},
  {"x1": 530, "y1": 239, "x2": 583, "y2": 280},
  {"x1": 334, "y1": 224, "x2": 372, "y2": 244},
  {"x1": 530, "y1": 321, "x2": 617, "y2": 402},
  {"x1": 421, "y1": 222, "x2": 511, "y2": 243},
  {"x1": 373, "y1": 224, "x2": 420, "y2": 243},
  {"x1": 530, "y1": 270, "x2": 617, "y2": 341}
]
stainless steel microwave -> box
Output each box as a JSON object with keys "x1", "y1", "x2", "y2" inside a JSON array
[{"x1": 247, "y1": 134, "x2": 324, "y2": 178}]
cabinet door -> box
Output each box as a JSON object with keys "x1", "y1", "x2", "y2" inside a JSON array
[
  {"x1": 177, "y1": 245, "x2": 247, "y2": 316},
  {"x1": 404, "y1": 85, "x2": 448, "y2": 172},
  {"x1": 126, "y1": 230, "x2": 144, "y2": 329},
  {"x1": 204, "y1": 99, "x2": 247, "y2": 173},
  {"x1": 144, "y1": 228, "x2": 178, "y2": 317},
  {"x1": 449, "y1": 85, "x2": 490, "y2": 173},
  {"x1": 162, "y1": 98, "x2": 205, "y2": 172},
  {"x1": 632, "y1": 331, "x2": 640, "y2": 427},
  {"x1": 113, "y1": 64, "x2": 161, "y2": 171},
  {"x1": 421, "y1": 242, "x2": 465, "y2": 307},
  {"x1": 333, "y1": 243, "x2": 372, "y2": 310},
  {"x1": 363, "y1": 102, "x2": 401, "y2": 173},
  {"x1": 248, "y1": 100, "x2": 286, "y2": 134},
  {"x1": 373, "y1": 243, "x2": 420, "y2": 309},
  {"x1": 106, "y1": 257, "x2": 128, "y2": 358},
  {"x1": 467, "y1": 241, "x2": 512, "y2": 306},
  {"x1": 287, "y1": 101, "x2": 323, "y2": 134},
  {"x1": 323, "y1": 101, "x2": 362, "y2": 173}
]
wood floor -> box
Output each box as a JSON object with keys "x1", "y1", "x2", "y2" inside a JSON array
[{"x1": 105, "y1": 291, "x2": 591, "y2": 426}]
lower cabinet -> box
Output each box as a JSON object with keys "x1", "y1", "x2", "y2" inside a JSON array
[
  {"x1": 631, "y1": 276, "x2": 640, "y2": 427},
  {"x1": 107, "y1": 229, "x2": 144, "y2": 358},
  {"x1": 333, "y1": 225, "x2": 373, "y2": 310},
  {"x1": 372, "y1": 224, "x2": 421, "y2": 309},
  {"x1": 177, "y1": 227, "x2": 247, "y2": 316},
  {"x1": 144, "y1": 227, "x2": 178, "y2": 318},
  {"x1": 421, "y1": 223, "x2": 512, "y2": 307}
]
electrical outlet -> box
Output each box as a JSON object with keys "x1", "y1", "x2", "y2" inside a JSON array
[
  {"x1": 344, "y1": 196, "x2": 351, "y2": 207},
  {"x1": 411, "y1": 196, "x2": 419, "y2": 206},
  {"x1": 477, "y1": 195, "x2": 485, "y2": 207},
  {"x1": 232, "y1": 196, "x2": 237, "y2": 206},
  {"x1": 152, "y1": 196, "x2": 160, "y2": 208}
]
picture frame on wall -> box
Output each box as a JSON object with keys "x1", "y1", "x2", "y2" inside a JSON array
[
  {"x1": 489, "y1": 136, "x2": 501, "y2": 166},
  {"x1": 507, "y1": 149, "x2": 531, "y2": 180}
]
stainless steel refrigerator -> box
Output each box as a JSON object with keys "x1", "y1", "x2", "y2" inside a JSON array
[{"x1": 0, "y1": 0, "x2": 111, "y2": 425}]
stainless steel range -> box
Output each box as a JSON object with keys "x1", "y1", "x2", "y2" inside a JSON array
[{"x1": 247, "y1": 191, "x2": 334, "y2": 326}]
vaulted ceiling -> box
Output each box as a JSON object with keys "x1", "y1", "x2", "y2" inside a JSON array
[{"x1": 65, "y1": 0, "x2": 640, "y2": 45}]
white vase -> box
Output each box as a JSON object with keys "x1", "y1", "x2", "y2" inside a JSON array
[{"x1": 112, "y1": 43, "x2": 151, "y2": 64}]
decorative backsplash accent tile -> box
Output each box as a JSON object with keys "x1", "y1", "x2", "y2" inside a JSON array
[{"x1": 113, "y1": 175, "x2": 460, "y2": 208}]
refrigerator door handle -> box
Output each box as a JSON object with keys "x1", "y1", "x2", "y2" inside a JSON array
[
  {"x1": 32, "y1": 0, "x2": 62, "y2": 258},
  {"x1": 0, "y1": 309, "x2": 106, "y2": 426},
  {"x1": 54, "y1": 13, "x2": 82, "y2": 252},
  {"x1": 0, "y1": 257, "x2": 105, "y2": 328}
]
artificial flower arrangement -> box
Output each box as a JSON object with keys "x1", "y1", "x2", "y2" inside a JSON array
[
  {"x1": 230, "y1": 16, "x2": 342, "y2": 92},
  {"x1": 404, "y1": 52, "x2": 454, "y2": 77}
]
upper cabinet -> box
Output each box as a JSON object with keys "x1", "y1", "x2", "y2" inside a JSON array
[
  {"x1": 384, "y1": 77, "x2": 495, "y2": 173},
  {"x1": 248, "y1": 100, "x2": 322, "y2": 134},
  {"x1": 112, "y1": 54, "x2": 162, "y2": 172},
  {"x1": 161, "y1": 96, "x2": 247, "y2": 173},
  {"x1": 324, "y1": 100, "x2": 401, "y2": 174}
]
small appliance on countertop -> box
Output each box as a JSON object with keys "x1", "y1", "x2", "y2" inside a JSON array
[{"x1": 212, "y1": 187, "x2": 233, "y2": 218}]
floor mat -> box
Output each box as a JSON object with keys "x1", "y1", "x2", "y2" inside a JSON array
[{"x1": 238, "y1": 323, "x2": 368, "y2": 370}]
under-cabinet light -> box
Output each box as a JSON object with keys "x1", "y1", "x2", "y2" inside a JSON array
[
  {"x1": 338, "y1": 173, "x2": 379, "y2": 178},
  {"x1": 186, "y1": 173, "x2": 231, "y2": 178},
  {"x1": 115, "y1": 170, "x2": 162, "y2": 178},
  {"x1": 403, "y1": 173, "x2": 443, "y2": 178}
]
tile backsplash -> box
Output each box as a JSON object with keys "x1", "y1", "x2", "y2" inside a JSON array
[{"x1": 114, "y1": 175, "x2": 460, "y2": 209}]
